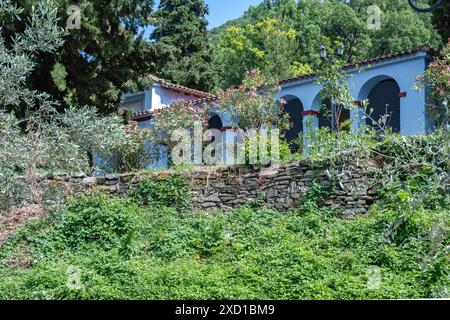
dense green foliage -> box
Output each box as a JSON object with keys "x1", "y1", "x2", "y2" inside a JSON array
[
  {"x1": 151, "y1": 0, "x2": 217, "y2": 91},
  {"x1": 214, "y1": 18, "x2": 311, "y2": 88},
  {"x1": 0, "y1": 157, "x2": 448, "y2": 299},
  {"x1": 1, "y1": 0, "x2": 155, "y2": 113},
  {"x1": 0, "y1": 4, "x2": 155, "y2": 211},
  {"x1": 0, "y1": 0, "x2": 64, "y2": 113},
  {"x1": 0, "y1": 105, "x2": 155, "y2": 211},
  {"x1": 211, "y1": 0, "x2": 442, "y2": 87},
  {"x1": 2, "y1": 0, "x2": 446, "y2": 111},
  {"x1": 55, "y1": 196, "x2": 141, "y2": 251},
  {"x1": 129, "y1": 174, "x2": 191, "y2": 210}
]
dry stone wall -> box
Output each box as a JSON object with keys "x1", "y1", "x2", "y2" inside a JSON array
[{"x1": 33, "y1": 160, "x2": 380, "y2": 216}]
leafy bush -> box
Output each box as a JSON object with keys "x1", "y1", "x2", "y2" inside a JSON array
[
  {"x1": 0, "y1": 0, "x2": 64, "y2": 111},
  {"x1": 56, "y1": 196, "x2": 141, "y2": 251},
  {"x1": 0, "y1": 107, "x2": 156, "y2": 213},
  {"x1": 129, "y1": 174, "x2": 191, "y2": 210},
  {"x1": 216, "y1": 70, "x2": 290, "y2": 131},
  {"x1": 0, "y1": 1, "x2": 155, "y2": 213}
]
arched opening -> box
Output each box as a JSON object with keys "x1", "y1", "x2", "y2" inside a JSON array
[
  {"x1": 208, "y1": 114, "x2": 223, "y2": 131},
  {"x1": 366, "y1": 79, "x2": 401, "y2": 132},
  {"x1": 281, "y1": 95, "x2": 303, "y2": 150},
  {"x1": 317, "y1": 98, "x2": 350, "y2": 131},
  {"x1": 358, "y1": 76, "x2": 401, "y2": 133}
]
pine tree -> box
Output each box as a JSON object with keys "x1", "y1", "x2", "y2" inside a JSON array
[{"x1": 151, "y1": 0, "x2": 217, "y2": 91}]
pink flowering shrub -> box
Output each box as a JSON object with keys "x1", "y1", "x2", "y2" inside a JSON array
[
  {"x1": 151, "y1": 99, "x2": 214, "y2": 148},
  {"x1": 152, "y1": 70, "x2": 289, "y2": 141},
  {"x1": 216, "y1": 69, "x2": 290, "y2": 131}
]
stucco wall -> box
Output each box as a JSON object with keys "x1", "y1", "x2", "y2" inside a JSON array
[
  {"x1": 151, "y1": 85, "x2": 198, "y2": 111},
  {"x1": 277, "y1": 51, "x2": 430, "y2": 136}
]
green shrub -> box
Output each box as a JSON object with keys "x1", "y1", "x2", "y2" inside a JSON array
[
  {"x1": 129, "y1": 174, "x2": 191, "y2": 210},
  {"x1": 57, "y1": 195, "x2": 141, "y2": 251}
]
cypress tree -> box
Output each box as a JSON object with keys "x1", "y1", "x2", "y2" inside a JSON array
[
  {"x1": 431, "y1": 1, "x2": 450, "y2": 44},
  {"x1": 151, "y1": 0, "x2": 217, "y2": 91}
]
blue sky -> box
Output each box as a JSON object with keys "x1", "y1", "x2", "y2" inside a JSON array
[
  {"x1": 144, "y1": 0, "x2": 263, "y2": 38},
  {"x1": 206, "y1": 0, "x2": 263, "y2": 29}
]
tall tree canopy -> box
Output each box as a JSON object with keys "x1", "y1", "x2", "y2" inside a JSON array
[
  {"x1": 348, "y1": 0, "x2": 441, "y2": 56},
  {"x1": 151, "y1": 0, "x2": 217, "y2": 92},
  {"x1": 212, "y1": 0, "x2": 442, "y2": 88},
  {"x1": 431, "y1": 1, "x2": 449, "y2": 43},
  {"x1": 1, "y1": 0, "x2": 155, "y2": 114},
  {"x1": 214, "y1": 18, "x2": 311, "y2": 88}
]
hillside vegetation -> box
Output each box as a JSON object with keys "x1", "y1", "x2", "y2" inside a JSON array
[{"x1": 0, "y1": 131, "x2": 448, "y2": 300}]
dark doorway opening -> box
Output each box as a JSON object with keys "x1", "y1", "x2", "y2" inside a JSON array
[
  {"x1": 208, "y1": 114, "x2": 223, "y2": 131},
  {"x1": 366, "y1": 79, "x2": 401, "y2": 132},
  {"x1": 282, "y1": 97, "x2": 303, "y2": 150},
  {"x1": 207, "y1": 114, "x2": 223, "y2": 152}
]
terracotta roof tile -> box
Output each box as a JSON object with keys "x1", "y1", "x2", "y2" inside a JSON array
[
  {"x1": 135, "y1": 46, "x2": 431, "y2": 116},
  {"x1": 150, "y1": 75, "x2": 216, "y2": 99},
  {"x1": 279, "y1": 46, "x2": 431, "y2": 85}
]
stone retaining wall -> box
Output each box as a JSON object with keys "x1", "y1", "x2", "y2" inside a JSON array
[{"x1": 34, "y1": 160, "x2": 380, "y2": 216}]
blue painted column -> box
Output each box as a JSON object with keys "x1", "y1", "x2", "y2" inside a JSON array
[
  {"x1": 397, "y1": 79, "x2": 427, "y2": 135},
  {"x1": 218, "y1": 111, "x2": 235, "y2": 165}
]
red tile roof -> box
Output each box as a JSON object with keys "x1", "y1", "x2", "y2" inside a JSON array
[
  {"x1": 131, "y1": 46, "x2": 431, "y2": 119},
  {"x1": 129, "y1": 77, "x2": 217, "y2": 118},
  {"x1": 150, "y1": 75, "x2": 216, "y2": 99},
  {"x1": 279, "y1": 45, "x2": 431, "y2": 85},
  {"x1": 130, "y1": 96, "x2": 221, "y2": 119},
  {"x1": 179, "y1": 95, "x2": 220, "y2": 107}
]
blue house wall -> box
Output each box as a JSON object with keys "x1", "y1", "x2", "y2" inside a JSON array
[
  {"x1": 109, "y1": 49, "x2": 432, "y2": 171},
  {"x1": 275, "y1": 50, "x2": 431, "y2": 136}
]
